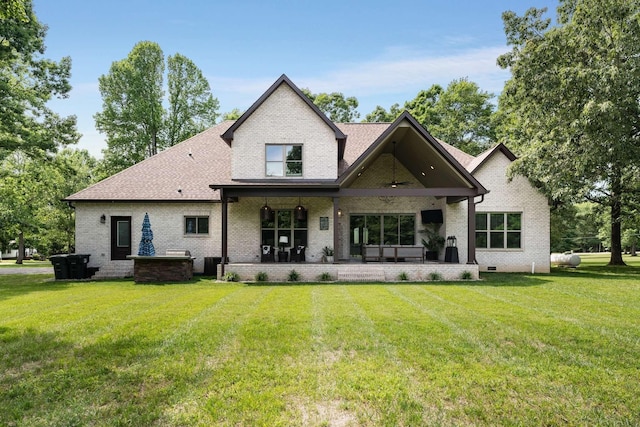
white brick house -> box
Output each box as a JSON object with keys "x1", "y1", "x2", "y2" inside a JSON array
[{"x1": 66, "y1": 74, "x2": 550, "y2": 280}]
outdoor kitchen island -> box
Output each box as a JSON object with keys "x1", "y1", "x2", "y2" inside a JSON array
[{"x1": 127, "y1": 250, "x2": 194, "y2": 283}]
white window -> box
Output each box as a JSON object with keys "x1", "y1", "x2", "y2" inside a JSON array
[
  {"x1": 266, "y1": 144, "x2": 302, "y2": 177},
  {"x1": 476, "y1": 212, "x2": 521, "y2": 249},
  {"x1": 185, "y1": 216, "x2": 209, "y2": 235}
]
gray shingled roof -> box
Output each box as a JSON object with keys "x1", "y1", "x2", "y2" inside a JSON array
[
  {"x1": 66, "y1": 121, "x2": 234, "y2": 202},
  {"x1": 66, "y1": 120, "x2": 488, "y2": 202},
  {"x1": 337, "y1": 122, "x2": 391, "y2": 174}
]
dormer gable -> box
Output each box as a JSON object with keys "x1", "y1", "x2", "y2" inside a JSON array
[
  {"x1": 221, "y1": 74, "x2": 346, "y2": 145},
  {"x1": 223, "y1": 75, "x2": 347, "y2": 181},
  {"x1": 467, "y1": 143, "x2": 517, "y2": 174}
]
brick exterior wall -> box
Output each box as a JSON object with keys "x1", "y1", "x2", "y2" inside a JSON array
[
  {"x1": 75, "y1": 202, "x2": 220, "y2": 273},
  {"x1": 471, "y1": 153, "x2": 551, "y2": 273},
  {"x1": 231, "y1": 84, "x2": 338, "y2": 180}
]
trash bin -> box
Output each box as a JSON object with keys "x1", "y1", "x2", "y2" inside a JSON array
[
  {"x1": 50, "y1": 254, "x2": 69, "y2": 280},
  {"x1": 68, "y1": 254, "x2": 91, "y2": 279},
  {"x1": 204, "y1": 256, "x2": 222, "y2": 277}
]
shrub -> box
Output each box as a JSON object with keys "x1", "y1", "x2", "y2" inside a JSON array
[
  {"x1": 398, "y1": 271, "x2": 409, "y2": 281},
  {"x1": 222, "y1": 271, "x2": 239, "y2": 282},
  {"x1": 288, "y1": 270, "x2": 300, "y2": 282},
  {"x1": 460, "y1": 271, "x2": 474, "y2": 280},
  {"x1": 255, "y1": 271, "x2": 268, "y2": 282},
  {"x1": 318, "y1": 272, "x2": 333, "y2": 281},
  {"x1": 428, "y1": 272, "x2": 443, "y2": 281}
]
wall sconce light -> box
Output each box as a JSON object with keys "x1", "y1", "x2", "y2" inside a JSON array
[
  {"x1": 100, "y1": 214, "x2": 106, "y2": 224},
  {"x1": 337, "y1": 208, "x2": 343, "y2": 217}
]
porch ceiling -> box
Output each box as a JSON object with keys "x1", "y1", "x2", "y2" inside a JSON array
[{"x1": 341, "y1": 124, "x2": 474, "y2": 190}]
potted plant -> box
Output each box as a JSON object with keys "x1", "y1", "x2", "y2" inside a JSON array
[
  {"x1": 322, "y1": 246, "x2": 334, "y2": 263},
  {"x1": 421, "y1": 225, "x2": 445, "y2": 261}
]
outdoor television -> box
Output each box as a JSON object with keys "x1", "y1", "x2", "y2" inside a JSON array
[{"x1": 421, "y1": 209, "x2": 443, "y2": 224}]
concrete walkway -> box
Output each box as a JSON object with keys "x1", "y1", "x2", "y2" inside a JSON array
[{"x1": 0, "y1": 267, "x2": 53, "y2": 275}]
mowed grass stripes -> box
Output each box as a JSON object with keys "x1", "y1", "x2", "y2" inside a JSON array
[{"x1": 1, "y1": 260, "x2": 639, "y2": 426}]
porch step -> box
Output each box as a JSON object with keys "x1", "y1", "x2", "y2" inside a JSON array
[
  {"x1": 92, "y1": 262, "x2": 133, "y2": 279},
  {"x1": 337, "y1": 268, "x2": 386, "y2": 282}
]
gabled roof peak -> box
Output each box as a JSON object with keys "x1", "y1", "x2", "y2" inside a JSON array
[{"x1": 221, "y1": 74, "x2": 346, "y2": 144}]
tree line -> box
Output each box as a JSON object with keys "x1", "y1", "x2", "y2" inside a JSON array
[{"x1": 1, "y1": 0, "x2": 638, "y2": 265}]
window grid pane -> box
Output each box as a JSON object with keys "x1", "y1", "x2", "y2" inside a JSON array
[
  {"x1": 476, "y1": 213, "x2": 487, "y2": 231},
  {"x1": 185, "y1": 217, "x2": 197, "y2": 234},
  {"x1": 266, "y1": 145, "x2": 282, "y2": 161},
  {"x1": 490, "y1": 213, "x2": 504, "y2": 230},
  {"x1": 197, "y1": 217, "x2": 209, "y2": 234},
  {"x1": 489, "y1": 232, "x2": 504, "y2": 248},
  {"x1": 476, "y1": 232, "x2": 488, "y2": 248}
]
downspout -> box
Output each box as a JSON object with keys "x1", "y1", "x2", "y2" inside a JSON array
[
  {"x1": 467, "y1": 194, "x2": 486, "y2": 265},
  {"x1": 65, "y1": 201, "x2": 76, "y2": 255}
]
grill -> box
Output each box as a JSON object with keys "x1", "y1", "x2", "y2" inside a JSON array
[{"x1": 165, "y1": 249, "x2": 191, "y2": 257}]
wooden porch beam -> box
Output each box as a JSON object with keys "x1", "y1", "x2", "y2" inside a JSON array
[
  {"x1": 221, "y1": 189, "x2": 228, "y2": 276},
  {"x1": 333, "y1": 197, "x2": 340, "y2": 262},
  {"x1": 218, "y1": 187, "x2": 480, "y2": 199}
]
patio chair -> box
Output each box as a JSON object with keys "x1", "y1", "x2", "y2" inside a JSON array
[
  {"x1": 261, "y1": 245, "x2": 275, "y2": 262},
  {"x1": 290, "y1": 245, "x2": 306, "y2": 262}
]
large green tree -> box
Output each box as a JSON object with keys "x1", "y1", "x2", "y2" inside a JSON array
[
  {"x1": 0, "y1": 149, "x2": 96, "y2": 261},
  {"x1": 95, "y1": 42, "x2": 219, "y2": 174},
  {"x1": 364, "y1": 103, "x2": 402, "y2": 123},
  {"x1": 364, "y1": 79, "x2": 495, "y2": 155},
  {"x1": 165, "y1": 53, "x2": 219, "y2": 146},
  {"x1": 301, "y1": 89, "x2": 360, "y2": 122},
  {"x1": 0, "y1": 0, "x2": 79, "y2": 161},
  {"x1": 497, "y1": 0, "x2": 640, "y2": 265}
]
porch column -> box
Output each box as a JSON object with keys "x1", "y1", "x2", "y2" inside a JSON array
[
  {"x1": 221, "y1": 190, "x2": 228, "y2": 276},
  {"x1": 333, "y1": 197, "x2": 340, "y2": 261},
  {"x1": 467, "y1": 196, "x2": 476, "y2": 264}
]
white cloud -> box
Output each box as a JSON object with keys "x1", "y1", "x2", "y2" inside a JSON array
[
  {"x1": 301, "y1": 46, "x2": 510, "y2": 96},
  {"x1": 209, "y1": 46, "x2": 511, "y2": 115}
]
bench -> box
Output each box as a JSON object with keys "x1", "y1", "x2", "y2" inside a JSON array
[{"x1": 362, "y1": 245, "x2": 424, "y2": 263}]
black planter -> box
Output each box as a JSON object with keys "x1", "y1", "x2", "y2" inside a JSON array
[{"x1": 425, "y1": 251, "x2": 439, "y2": 261}]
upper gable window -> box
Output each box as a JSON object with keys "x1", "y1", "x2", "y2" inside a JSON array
[{"x1": 266, "y1": 144, "x2": 302, "y2": 177}]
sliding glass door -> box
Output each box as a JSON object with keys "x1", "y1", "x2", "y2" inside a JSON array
[{"x1": 349, "y1": 214, "x2": 415, "y2": 257}]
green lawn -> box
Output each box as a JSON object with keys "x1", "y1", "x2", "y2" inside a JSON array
[{"x1": 1, "y1": 256, "x2": 639, "y2": 426}]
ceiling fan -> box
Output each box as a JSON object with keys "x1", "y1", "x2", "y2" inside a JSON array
[{"x1": 382, "y1": 141, "x2": 411, "y2": 188}]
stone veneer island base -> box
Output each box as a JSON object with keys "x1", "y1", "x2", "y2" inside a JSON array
[{"x1": 128, "y1": 256, "x2": 194, "y2": 283}]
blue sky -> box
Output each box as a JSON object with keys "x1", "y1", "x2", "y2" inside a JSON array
[{"x1": 33, "y1": 0, "x2": 559, "y2": 158}]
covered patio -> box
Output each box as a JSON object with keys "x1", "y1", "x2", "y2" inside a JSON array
[{"x1": 211, "y1": 112, "x2": 487, "y2": 282}]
